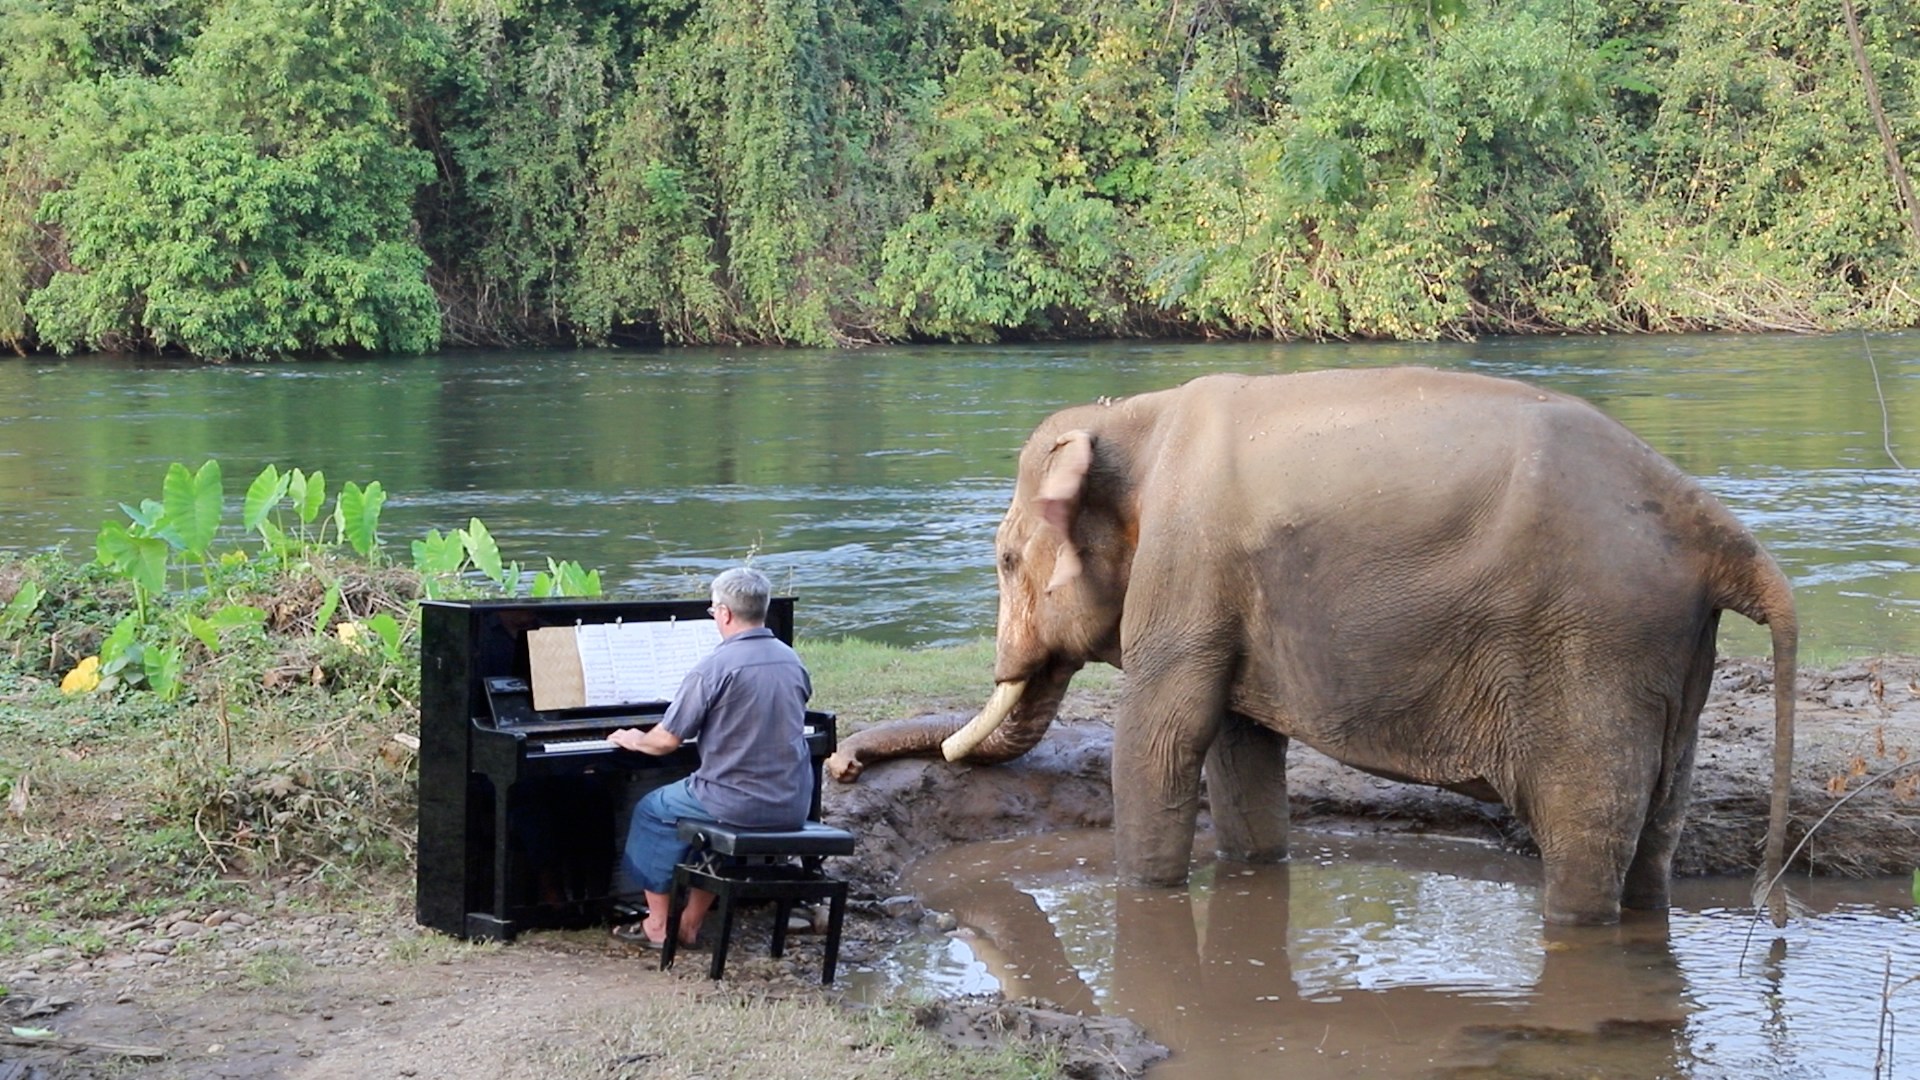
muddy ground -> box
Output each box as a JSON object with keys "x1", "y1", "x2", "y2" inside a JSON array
[{"x1": 3, "y1": 657, "x2": 1918, "y2": 1078}]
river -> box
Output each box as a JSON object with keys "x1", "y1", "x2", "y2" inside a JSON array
[{"x1": 0, "y1": 332, "x2": 1913, "y2": 658}]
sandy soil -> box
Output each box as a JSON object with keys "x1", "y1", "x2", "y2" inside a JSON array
[{"x1": 3, "y1": 657, "x2": 1917, "y2": 1079}]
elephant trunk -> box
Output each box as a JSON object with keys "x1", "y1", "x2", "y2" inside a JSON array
[{"x1": 824, "y1": 662, "x2": 1077, "y2": 783}]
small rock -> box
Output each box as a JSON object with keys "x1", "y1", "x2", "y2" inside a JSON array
[
  {"x1": 206, "y1": 911, "x2": 232, "y2": 928},
  {"x1": 134, "y1": 952, "x2": 168, "y2": 965},
  {"x1": 170, "y1": 921, "x2": 208, "y2": 938},
  {"x1": 880, "y1": 895, "x2": 924, "y2": 920},
  {"x1": 926, "y1": 911, "x2": 960, "y2": 932},
  {"x1": 228, "y1": 912, "x2": 257, "y2": 927},
  {"x1": 144, "y1": 938, "x2": 177, "y2": 955}
]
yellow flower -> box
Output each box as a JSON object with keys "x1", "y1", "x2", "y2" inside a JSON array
[
  {"x1": 61, "y1": 656, "x2": 101, "y2": 695},
  {"x1": 336, "y1": 622, "x2": 366, "y2": 652}
]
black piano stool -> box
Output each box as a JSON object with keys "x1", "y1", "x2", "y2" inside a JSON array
[{"x1": 661, "y1": 819, "x2": 857, "y2": 984}]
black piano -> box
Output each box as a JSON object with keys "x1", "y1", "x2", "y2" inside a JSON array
[{"x1": 416, "y1": 597, "x2": 837, "y2": 941}]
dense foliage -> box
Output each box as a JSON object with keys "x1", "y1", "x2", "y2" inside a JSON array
[{"x1": 1, "y1": 0, "x2": 1915, "y2": 357}]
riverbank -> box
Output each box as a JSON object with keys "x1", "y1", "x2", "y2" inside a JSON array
[{"x1": 2, "y1": 656, "x2": 1915, "y2": 1078}]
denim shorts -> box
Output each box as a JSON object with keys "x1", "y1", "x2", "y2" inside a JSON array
[{"x1": 613, "y1": 778, "x2": 711, "y2": 897}]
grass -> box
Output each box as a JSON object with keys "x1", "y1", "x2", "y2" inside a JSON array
[{"x1": 804, "y1": 635, "x2": 1123, "y2": 732}]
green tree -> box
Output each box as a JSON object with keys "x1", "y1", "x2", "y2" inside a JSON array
[{"x1": 24, "y1": 0, "x2": 442, "y2": 358}]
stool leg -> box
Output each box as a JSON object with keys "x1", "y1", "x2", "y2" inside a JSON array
[
  {"x1": 708, "y1": 878, "x2": 736, "y2": 980},
  {"x1": 770, "y1": 898, "x2": 792, "y2": 958},
  {"x1": 661, "y1": 868, "x2": 688, "y2": 972},
  {"x1": 821, "y1": 881, "x2": 848, "y2": 985}
]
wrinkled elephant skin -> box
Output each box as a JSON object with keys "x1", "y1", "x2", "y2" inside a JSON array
[{"x1": 833, "y1": 368, "x2": 1796, "y2": 926}]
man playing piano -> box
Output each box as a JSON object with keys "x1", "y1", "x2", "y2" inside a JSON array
[{"x1": 604, "y1": 566, "x2": 814, "y2": 949}]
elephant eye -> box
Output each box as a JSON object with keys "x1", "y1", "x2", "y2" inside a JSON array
[{"x1": 999, "y1": 549, "x2": 1019, "y2": 574}]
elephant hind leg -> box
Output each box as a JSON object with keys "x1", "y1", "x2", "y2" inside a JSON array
[
  {"x1": 1522, "y1": 736, "x2": 1663, "y2": 926},
  {"x1": 1622, "y1": 624, "x2": 1717, "y2": 912},
  {"x1": 1205, "y1": 711, "x2": 1290, "y2": 864}
]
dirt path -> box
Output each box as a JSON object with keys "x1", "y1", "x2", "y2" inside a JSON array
[{"x1": 5, "y1": 657, "x2": 1918, "y2": 1078}]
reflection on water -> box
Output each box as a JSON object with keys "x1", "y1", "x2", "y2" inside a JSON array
[
  {"x1": 0, "y1": 333, "x2": 1913, "y2": 654},
  {"x1": 853, "y1": 830, "x2": 1920, "y2": 1079}
]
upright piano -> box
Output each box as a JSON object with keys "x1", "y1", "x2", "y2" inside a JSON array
[{"x1": 416, "y1": 597, "x2": 837, "y2": 941}]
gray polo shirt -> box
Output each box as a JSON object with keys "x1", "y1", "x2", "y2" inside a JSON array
[{"x1": 661, "y1": 626, "x2": 813, "y2": 828}]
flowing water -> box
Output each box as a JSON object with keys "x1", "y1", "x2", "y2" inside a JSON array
[
  {"x1": 0, "y1": 332, "x2": 1914, "y2": 656},
  {"x1": 2, "y1": 334, "x2": 1916, "y2": 1074},
  {"x1": 860, "y1": 830, "x2": 1920, "y2": 1079}
]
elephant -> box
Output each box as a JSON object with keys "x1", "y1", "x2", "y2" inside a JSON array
[{"x1": 828, "y1": 367, "x2": 1797, "y2": 926}]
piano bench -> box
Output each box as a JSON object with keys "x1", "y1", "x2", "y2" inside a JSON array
[{"x1": 661, "y1": 819, "x2": 858, "y2": 984}]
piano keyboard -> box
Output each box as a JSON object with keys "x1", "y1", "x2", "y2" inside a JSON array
[
  {"x1": 534, "y1": 727, "x2": 812, "y2": 756},
  {"x1": 537, "y1": 737, "x2": 614, "y2": 755}
]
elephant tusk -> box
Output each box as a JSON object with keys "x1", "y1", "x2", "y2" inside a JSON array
[{"x1": 941, "y1": 680, "x2": 1027, "y2": 762}]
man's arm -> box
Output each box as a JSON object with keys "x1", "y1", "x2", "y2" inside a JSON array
[{"x1": 607, "y1": 725, "x2": 683, "y2": 755}]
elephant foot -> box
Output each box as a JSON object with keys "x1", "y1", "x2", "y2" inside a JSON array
[
  {"x1": 1215, "y1": 845, "x2": 1290, "y2": 865},
  {"x1": 1543, "y1": 900, "x2": 1624, "y2": 927},
  {"x1": 1620, "y1": 883, "x2": 1671, "y2": 913},
  {"x1": 1117, "y1": 869, "x2": 1192, "y2": 888}
]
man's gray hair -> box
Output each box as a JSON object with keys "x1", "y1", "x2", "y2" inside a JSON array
[{"x1": 711, "y1": 566, "x2": 771, "y2": 624}]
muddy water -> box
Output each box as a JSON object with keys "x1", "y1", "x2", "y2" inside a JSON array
[{"x1": 852, "y1": 829, "x2": 1920, "y2": 1079}]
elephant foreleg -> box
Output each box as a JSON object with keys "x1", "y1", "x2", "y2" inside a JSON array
[
  {"x1": 1112, "y1": 657, "x2": 1229, "y2": 887},
  {"x1": 1204, "y1": 711, "x2": 1290, "y2": 864}
]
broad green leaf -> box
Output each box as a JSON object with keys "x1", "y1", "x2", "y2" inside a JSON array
[
  {"x1": 337, "y1": 481, "x2": 385, "y2": 557},
  {"x1": 120, "y1": 500, "x2": 163, "y2": 532},
  {"x1": 98, "y1": 524, "x2": 169, "y2": 594},
  {"x1": 313, "y1": 581, "x2": 342, "y2": 636},
  {"x1": 161, "y1": 460, "x2": 223, "y2": 557},
  {"x1": 99, "y1": 614, "x2": 141, "y2": 677},
  {"x1": 365, "y1": 612, "x2": 403, "y2": 661},
  {"x1": 96, "y1": 521, "x2": 131, "y2": 567},
  {"x1": 462, "y1": 518, "x2": 504, "y2": 587},
  {"x1": 534, "y1": 559, "x2": 602, "y2": 598},
  {"x1": 243, "y1": 465, "x2": 289, "y2": 531},
  {"x1": 411, "y1": 529, "x2": 466, "y2": 576},
  {"x1": 256, "y1": 518, "x2": 289, "y2": 557},
  {"x1": 1912, "y1": 869, "x2": 1918, "y2": 906},
  {"x1": 290, "y1": 469, "x2": 326, "y2": 524},
  {"x1": 146, "y1": 646, "x2": 183, "y2": 700},
  {"x1": 193, "y1": 461, "x2": 225, "y2": 541},
  {"x1": 208, "y1": 604, "x2": 266, "y2": 632},
  {"x1": 190, "y1": 604, "x2": 266, "y2": 651},
  {"x1": 185, "y1": 614, "x2": 220, "y2": 652},
  {"x1": 0, "y1": 580, "x2": 44, "y2": 637}
]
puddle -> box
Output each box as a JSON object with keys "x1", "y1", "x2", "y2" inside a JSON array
[{"x1": 845, "y1": 829, "x2": 1920, "y2": 1078}]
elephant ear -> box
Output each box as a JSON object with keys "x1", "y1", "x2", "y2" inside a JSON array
[{"x1": 1035, "y1": 429, "x2": 1094, "y2": 593}]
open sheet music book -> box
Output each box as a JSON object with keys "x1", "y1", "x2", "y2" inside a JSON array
[{"x1": 526, "y1": 619, "x2": 723, "y2": 711}]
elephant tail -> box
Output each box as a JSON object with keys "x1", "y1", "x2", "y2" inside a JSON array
[{"x1": 1723, "y1": 552, "x2": 1797, "y2": 928}]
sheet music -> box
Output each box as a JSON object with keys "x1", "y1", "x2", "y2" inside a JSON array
[
  {"x1": 561, "y1": 619, "x2": 721, "y2": 707},
  {"x1": 573, "y1": 622, "x2": 621, "y2": 704}
]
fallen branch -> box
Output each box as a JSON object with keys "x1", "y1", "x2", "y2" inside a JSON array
[{"x1": 1, "y1": 1031, "x2": 165, "y2": 1059}]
